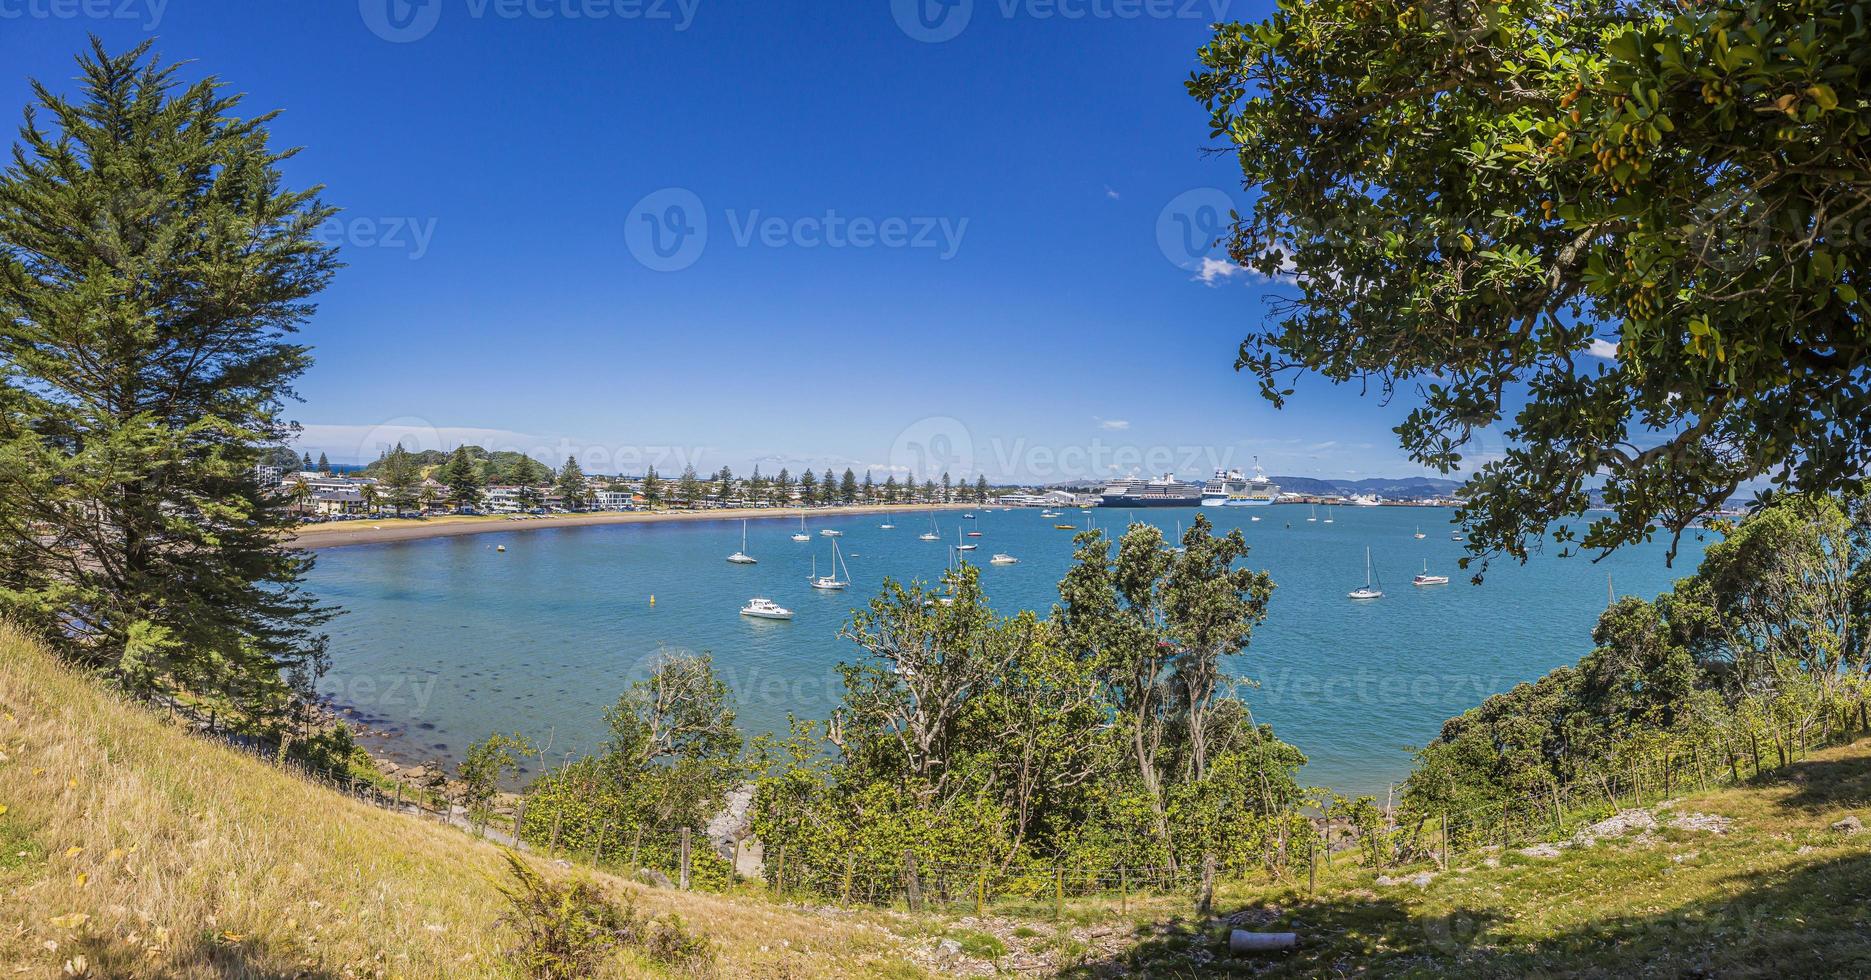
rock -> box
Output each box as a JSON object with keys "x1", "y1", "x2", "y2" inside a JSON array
[
  {"x1": 1518, "y1": 843, "x2": 1564, "y2": 858},
  {"x1": 705, "y1": 783, "x2": 762, "y2": 875},
  {"x1": 1667, "y1": 812, "x2": 1733, "y2": 834},
  {"x1": 1573, "y1": 809, "x2": 1656, "y2": 846},
  {"x1": 1830, "y1": 815, "x2": 1863, "y2": 835},
  {"x1": 634, "y1": 867, "x2": 673, "y2": 889},
  {"x1": 1376, "y1": 871, "x2": 1436, "y2": 887}
]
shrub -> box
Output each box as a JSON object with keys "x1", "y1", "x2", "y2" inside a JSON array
[{"x1": 496, "y1": 849, "x2": 713, "y2": 977}]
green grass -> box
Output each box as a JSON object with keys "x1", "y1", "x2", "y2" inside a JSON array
[{"x1": 1049, "y1": 736, "x2": 1871, "y2": 977}]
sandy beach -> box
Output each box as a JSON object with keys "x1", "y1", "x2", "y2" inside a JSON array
[{"x1": 289, "y1": 502, "x2": 985, "y2": 549}]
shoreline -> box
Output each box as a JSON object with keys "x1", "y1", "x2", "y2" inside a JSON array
[{"x1": 289, "y1": 502, "x2": 984, "y2": 549}]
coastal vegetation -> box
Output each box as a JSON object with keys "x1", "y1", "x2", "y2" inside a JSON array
[
  {"x1": 1401, "y1": 488, "x2": 1871, "y2": 837},
  {"x1": 1191, "y1": 0, "x2": 1871, "y2": 569},
  {"x1": 0, "y1": 42, "x2": 337, "y2": 742}
]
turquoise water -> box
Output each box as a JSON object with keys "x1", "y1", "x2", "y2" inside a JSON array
[{"x1": 305, "y1": 506, "x2": 1708, "y2": 796}]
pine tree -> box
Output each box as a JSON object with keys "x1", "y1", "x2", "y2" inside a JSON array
[
  {"x1": 924, "y1": 478, "x2": 937, "y2": 501},
  {"x1": 883, "y1": 474, "x2": 898, "y2": 503},
  {"x1": 316, "y1": 452, "x2": 330, "y2": 475},
  {"x1": 975, "y1": 474, "x2": 989, "y2": 503},
  {"x1": 941, "y1": 472, "x2": 952, "y2": 502},
  {"x1": 862, "y1": 470, "x2": 874, "y2": 503},
  {"x1": 444, "y1": 448, "x2": 483, "y2": 511},
  {"x1": 677, "y1": 464, "x2": 702, "y2": 506},
  {"x1": 774, "y1": 467, "x2": 791, "y2": 505},
  {"x1": 381, "y1": 443, "x2": 421, "y2": 515},
  {"x1": 841, "y1": 468, "x2": 859, "y2": 503},
  {"x1": 642, "y1": 466, "x2": 661, "y2": 507},
  {"x1": 302, "y1": 451, "x2": 314, "y2": 471},
  {"x1": 820, "y1": 468, "x2": 837, "y2": 505},
  {"x1": 0, "y1": 41, "x2": 336, "y2": 719},
  {"x1": 799, "y1": 468, "x2": 817, "y2": 503},
  {"x1": 556, "y1": 456, "x2": 589, "y2": 511}
]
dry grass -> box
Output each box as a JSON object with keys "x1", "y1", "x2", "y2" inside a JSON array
[{"x1": 0, "y1": 623, "x2": 922, "y2": 978}]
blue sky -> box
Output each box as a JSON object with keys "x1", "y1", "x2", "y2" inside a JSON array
[{"x1": 3, "y1": 0, "x2": 1519, "y2": 482}]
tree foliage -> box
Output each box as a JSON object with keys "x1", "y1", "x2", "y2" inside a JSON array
[
  {"x1": 1191, "y1": 0, "x2": 1871, "y2": 567},
  {"x1": 0, "y1": 40, "x2": 336, "y2": 720}
]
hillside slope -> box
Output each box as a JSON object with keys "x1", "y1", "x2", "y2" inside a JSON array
[
  {"x1": 1068, "y1": 740, "x2": 1871, "y2": 977},
  {"x1": 0, "y1": 624, "x2": 920, "y2": 978}
]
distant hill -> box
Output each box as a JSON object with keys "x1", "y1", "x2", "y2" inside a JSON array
[{"x1": 1270, "y1": 475, "x2": 1464, "y2": 498}]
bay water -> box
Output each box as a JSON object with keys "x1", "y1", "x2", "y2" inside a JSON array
[{"x1": 306, "y1": 505, "x2": 1707, "y2": 796}]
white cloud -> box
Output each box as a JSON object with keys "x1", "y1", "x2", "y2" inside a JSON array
[
  {"x1": 1585, "y1": 338, "x2": 1620, "y2": 359},
  {"x1": 1104, "y1": 186, "x2": 1120, "y2": 200},
  {"x1": 1097, "y1": 418, "x2": 1131, "y2": 431},
  {"x1": 1191, "y1": 256, "x2": 1250, "y2": 286}
]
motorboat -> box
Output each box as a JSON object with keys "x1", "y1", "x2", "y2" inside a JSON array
[
  {"x1": 990, "y1": 553, "x2": 1018, "y2": 565},
  {"x1": 1412, "y1": 559, "x2": 1450, "y2": 586},
  {"x1": 740, "y1": 597, "x2": 794, "y2": 620}
]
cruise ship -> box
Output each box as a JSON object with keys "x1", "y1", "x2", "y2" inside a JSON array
[
  {"x1": 1100, "y1": 473, "x2": 1204, "y2": 508},
  {"x1": 1201, "y1": 462, "x2": 1281, "y2": 507}
]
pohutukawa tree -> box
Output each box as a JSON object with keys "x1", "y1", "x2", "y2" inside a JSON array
[
  {"x1": 0, "y1": 41, "x2": 339, "y2": 719},
  {"x1": 1190, "y1": 0, "x2": 1870, "y2": 568}
]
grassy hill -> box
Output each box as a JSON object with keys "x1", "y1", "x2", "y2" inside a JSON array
[
  {"x1": 3, "y1": 618, "x2": 1868, "y2": 977},
  {"x1": 0, "y1": 623, "x2": 920, "y2": 978}
]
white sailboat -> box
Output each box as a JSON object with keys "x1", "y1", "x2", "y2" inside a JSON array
[
  {"x1": 1412, "y1": 559, "x2": 1449, "y2": 586},
  {"x1": 791, "y1": 512, "x2": 810, "y2": 542},
  {"x1": 809, "y1": 539, "x2": 851, "y2": 590},
  {"x1": 740, "y1": 597, "x2": 793, "y2": 620},
  {"x1": 1348, "y1": 547, "x2": 1384, "y2": 600},
  {"x1": 955, "y1": 527, "x2": 977, "y2": 551},
  {"x1": 918, "y1": 515, "x2": 940, "y2": 541},
  {"x1": 1413, "y1": 526, "x2": 1426, "y2": 539},
  {"x1": 879, "y1": 520, "x2": 896, "y2": 529},
  {"x1": 1323, "y1": 507, "x2": 1335, "y2": 524},
  {"x1": 1307, "y1": 506, "x2": 1318, "y2": 523},
  {"x1": 727, "y1": 519, "x2": 757, "y2": 564}
]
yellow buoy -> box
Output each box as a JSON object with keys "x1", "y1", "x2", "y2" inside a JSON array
[{"x1": 649, "y1": 595, "x2": 656, "y2": 607}]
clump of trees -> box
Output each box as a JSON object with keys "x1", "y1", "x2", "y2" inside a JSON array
[
  {"x1": 516, "y1": 652, "x2": 744, "y2": 888},
  {"x1": 751, "y1": 515, "x2": 1309, "y2": 899},
  {"x1": 1404, "y1": 490, "x2": 1871, "y2": 831}
]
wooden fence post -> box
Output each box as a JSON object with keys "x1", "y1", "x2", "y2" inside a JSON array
[
  {"x1": 1439, "y1": 813, "x2": 1449, "y2": 870},
  {"x1": 549, "y1": 811, "x2": 562, "y2": 858},
  {"x1": 1198, "y1": 854, "x2": 1215, "y2": 916},
  {"x1": 594, "y1": 821, "x2": 610, "y2": 865},
  {"x1": 975, "y1": 866, "x2": 987, "y2": 917},
  {"x1": 841, "y1": 854, "x2": 854, "y2": 906},
  {"x1": 1120, "y1": 866, "x2": 1129, "y2": 913},
  {"x1": 679, "y1": 828, "x2": 692, "y2": 890},
  {"x1": 1308, "y1": 840, "x2": 1317, "y2": 897},
  {"x1": 903, "y1": 851, "x2": 923, "y2": 913},
  {"x1": 775, "y1": 844, "x2": 787, "y2": 895},
  {"x1": 1054, "y1": 866, "x2": 1065, "y2": 921}
]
